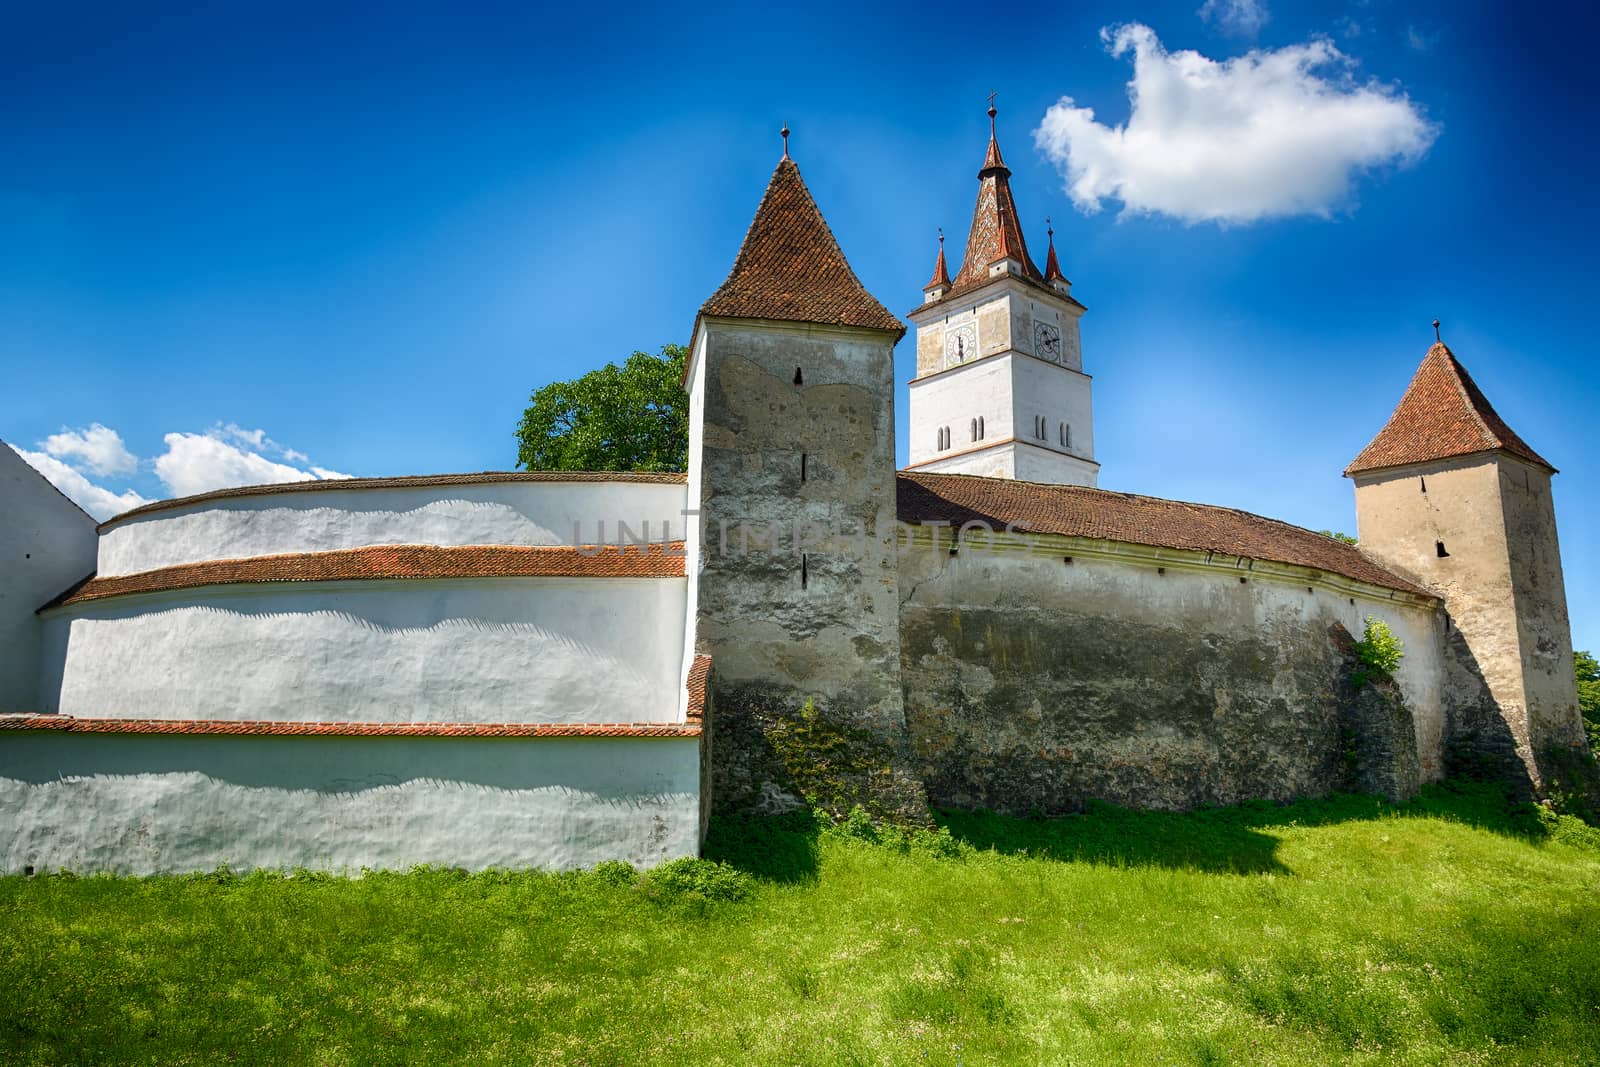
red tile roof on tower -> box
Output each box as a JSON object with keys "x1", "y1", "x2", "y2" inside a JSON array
[
  {"x1": 1344, "y1": 342, "x2": 1554, "y2": 476},
  {"x1": 925, "y1": 231, "x2": 951, "y2": 290},
  {"x1": 697, "y1": 155, "x2": 903, "y2": 336}
]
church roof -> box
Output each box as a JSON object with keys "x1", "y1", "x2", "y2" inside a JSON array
[
  {"x1": 698, "y1": 156, "x2": 903, "y2": 336},
  {"x1": 1344, "y1": 341, "x2": 1554, "y2": 476},
  {"x1": 897, "y1": 471, "x2": 1433, "y2": 597},
  {"x1": 96, "y1": 470, "x2": 687, "y2": 531},
  {"x1": 919, "y1": 108, "x2": 1081, "y2": 313},
  {"x1": 41, "y1": 542, "x2": 687, "y2": 611}
]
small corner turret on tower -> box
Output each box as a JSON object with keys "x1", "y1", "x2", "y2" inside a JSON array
[{"x1": 905, "y1": 100, "x2": 1097, "y2": 488}]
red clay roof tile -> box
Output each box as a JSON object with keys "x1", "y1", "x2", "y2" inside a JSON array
[
  {"x1": 45, "y1": 542, "x2": 686, "y2": 611},
  {"x1": 0, "y1": 716, "x2": 699, "y2": 738},
  {"x1": 698, "y1": 157, "x2": 903, "y2": 336},
  {"x1": 897, "y1": 472, "x2": 1431, "y2": 597},
  {"x1": 100, "y1": 471, "x2": 687, "y2": 531},
  {"x1": 1345, "y1": 342, "x2": 1554, "y2": 475}
]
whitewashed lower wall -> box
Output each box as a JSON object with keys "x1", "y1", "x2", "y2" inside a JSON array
[
  {"x1": 0, "y1": 733, "x2": 699, "y2": 874},
  {"x1": 40, "y1": 576, "x2": 687, "y2": 724},
  {"x1": 98, "y1": 479, "x2": 690, "y2": 577}
]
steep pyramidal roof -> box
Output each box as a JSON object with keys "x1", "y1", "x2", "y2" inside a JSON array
[
  {"x1": 1345, "y1": 342, "x2": 1554, "y2": 476},
  {"x1": 698, "y1": 156, "x2": 903, "y2": 336},
  {"x1": 924, "y1": 231, "x2": 951, "y2": 290},
  {"x1": 1043, "y1": 221, "x2": 1067, "y2": 284},
  {"x1": 946, "y1": 107, "x2": 1046, "y2": 295}
]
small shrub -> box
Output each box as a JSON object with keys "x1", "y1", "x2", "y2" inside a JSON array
[
  {"x1": 1352, "y1": 616, "x2": 1404, "y2": 685},
  {"x1": 639, "y1": 857, "x2": 753, "y2": 905},
  {"x1": 589, "y1": 860, "x2": 638, "y2": 888},
  {"x1": 834, "y1": 806, "x2": 880, "y2": 843}
]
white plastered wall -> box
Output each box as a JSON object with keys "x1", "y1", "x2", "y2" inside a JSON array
[
  {"x1": 0, "y1": 733, "x2": 700, "y2": 874},
  {"x1": 40, "y1": 576, "x2": 687, "y2": 724},
  {"x1": 0, "y1": 442, "x2": 98, "y2": 712},
  {"x1": 98, "y1": 480, "x2": 689, "y2": 577}
]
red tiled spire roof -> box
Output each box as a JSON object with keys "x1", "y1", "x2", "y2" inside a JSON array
[
  {"x1": 1043, "y1": 218, "x2": 1066, "y2": 283},
  {"x1": 942, "y1": 106, "x2": 1047, "y2": 299},
  {"x1": 1345, "y1": 341, "x2": 1554, "y2": 476},
  {"x1": 698, "y1": 155, "x2": 903, "y2": 336},
  {"x1": 925, "y1": 230, "x2": 951, "y2": 290}
]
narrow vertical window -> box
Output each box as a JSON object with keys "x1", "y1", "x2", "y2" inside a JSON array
[
  {"x1": 977, "y1": 416, "x2": 985, "y2": 440},
  {"x1": 1436, "y1": 541, "x2": 1450, "y2": 558},
  {"x1": 970, "y1": 418, "x2": 978, "y2": 442},
  {"x1": 793, "y1": 367, "x2": 803, "y2": 386},
  {"x1": 800, "y1": 453, "x2": 807, "y2": 482},
  {"x1": 1420, "y1": 476, "x2": 1427, "y2": 493},
  {"x1": 801, "y1": 553, "x2": 809, "y2": 588}
]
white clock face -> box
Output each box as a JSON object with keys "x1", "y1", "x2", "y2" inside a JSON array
[
  {"x1": 944, "y1": 324, "x2": 977, "y2": 366},
  {"x1": 1033, "y1": 321, "x2": 1062, "y2": 363}
]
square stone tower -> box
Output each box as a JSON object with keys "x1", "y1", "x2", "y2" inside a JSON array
[
  {"x1": 905, "y1": 106, "x2": 1098, "y2": 486},
  {"x1": 683, "y1": 142, "x2": 925, "y2": 819},
  {"x1": 1347, "y1": 336, "x2": 1585, "y2": 793}
]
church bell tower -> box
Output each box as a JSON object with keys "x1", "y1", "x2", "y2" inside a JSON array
[{"x1": 905, "y1": 104, "x2": 1098, "y2": 486}]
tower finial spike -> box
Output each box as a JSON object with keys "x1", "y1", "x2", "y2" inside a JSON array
[
  {"x1": 1433, "y1": 318, "x2": 1441, "y2": 342},
  {"x1": 987, "y1": 89, "x2": 998, "y2": 132},
  {"x1": 781, "y1": 122, "x2": 790, "y2": 160}
]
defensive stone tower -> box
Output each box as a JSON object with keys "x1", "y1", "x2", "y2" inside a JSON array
[
  {"x1": 904, "y1": 104, "x2": 1097, "y2": 486},
  {"x1": 1346, "y1": 334, "x2": 1585, "y2": 793},
  {"x1": 683, "y1": 138, "x2": 923, "y2": 818}
]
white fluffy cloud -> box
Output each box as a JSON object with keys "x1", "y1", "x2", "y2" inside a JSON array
[
  {"x1": 1199, "y1": 0, "x2": 1268, "y2": 37},
  {"x1": 153, "y1": 431, "x2": 345, "y2": 498},
  {"x1": 10, "y1": 445, "x2": 150, "y2": 521},
  {"x1": 1034, "y1": 24, "x2": 1439, "y2": 224},
  {"x1": 12, "y1": 422, "x2": 351, "y2": 520},
  {"x1": 40, "y1": 423, "x2": 138, "y2": 477}
]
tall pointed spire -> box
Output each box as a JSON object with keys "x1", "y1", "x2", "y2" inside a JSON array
[
  {"x1": 982, "y1": 99, "x2": 1007, "y2": 173},
  {"x1": 1345, "y1": 337, "x2": 1555, "y2": 475},
  {"x1": 947, "y1": 101, "x2": 1044, "y2": 295},
  {"x1": 924, "y1": 229, "x2": 951, "y2": 291}
]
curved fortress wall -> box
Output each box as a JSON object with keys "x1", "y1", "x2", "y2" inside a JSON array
[
  {"x1": 3, "y1": 475, "x2": 702, "y2": 874},
  {"x1": 899, "y1": 532, "x2": 1443, "y2": 813}
]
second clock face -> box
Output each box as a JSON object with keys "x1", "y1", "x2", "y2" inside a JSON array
[
  {"x1": 1033, "y1": 321, "x2": 1062, "y2": 363},
  {"x1": 945, "y1": 324, "x2": 977, "y2": 366}
]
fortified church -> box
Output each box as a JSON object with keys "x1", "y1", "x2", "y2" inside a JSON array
[{"x1": 0, "y1": 109, "x2": 1587, "y2": 873}]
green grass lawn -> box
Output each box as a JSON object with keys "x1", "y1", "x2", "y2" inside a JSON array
[{"x1": 3, "y1": 783, "x2": 1599, "y2": 1065}]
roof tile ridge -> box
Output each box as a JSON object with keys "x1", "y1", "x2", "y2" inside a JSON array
[{"x1": 1435, "y1": 345, "x2": 1502, "y2": 453}]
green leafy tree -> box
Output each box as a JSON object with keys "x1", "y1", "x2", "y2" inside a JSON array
[
  {"x1": 515, "y1": 345, "x2": 688, "y2": 473},
  {"x1": 1576, "y1": 649, "x2": 1600, "y2": 757},
  {"x1": 1319, "y1": 530, "x2": 1358, "y2": 546}
]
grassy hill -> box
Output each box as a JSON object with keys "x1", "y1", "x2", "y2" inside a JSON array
[{"x1": 3, "y1": 782, "x2": 1598, "y2": 1065}]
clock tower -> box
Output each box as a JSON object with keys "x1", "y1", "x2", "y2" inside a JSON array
[{"x1": 905, "y1": 105, "x2": 1097, "y2": 486}]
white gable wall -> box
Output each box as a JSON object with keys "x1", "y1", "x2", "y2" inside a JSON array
[{"x1": 0, "y1": 443, "x2": 97, "y2": 712}]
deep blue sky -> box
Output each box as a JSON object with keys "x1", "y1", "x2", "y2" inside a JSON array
[{"x1": 3, "y1": 0, "x2": 1595, "y2": 650}]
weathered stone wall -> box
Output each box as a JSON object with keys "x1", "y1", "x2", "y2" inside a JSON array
[
  {"x1": 1352, "y1": 454, "x2": 1585, "y2": 792},
  {"x1": 898, "y1": 530, "x2": 1437, "y2": 814},
  {"x1": 1496, "y1": 458, "x2": 1586, "y2": 765},
  {"x1": 688, "y1": 319, "x2": 924, "y2": 819}
]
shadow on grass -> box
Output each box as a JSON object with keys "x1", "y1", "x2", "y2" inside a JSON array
[{"x1": 707, "y1": 780, "x2": 1554, "y2": 880}]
